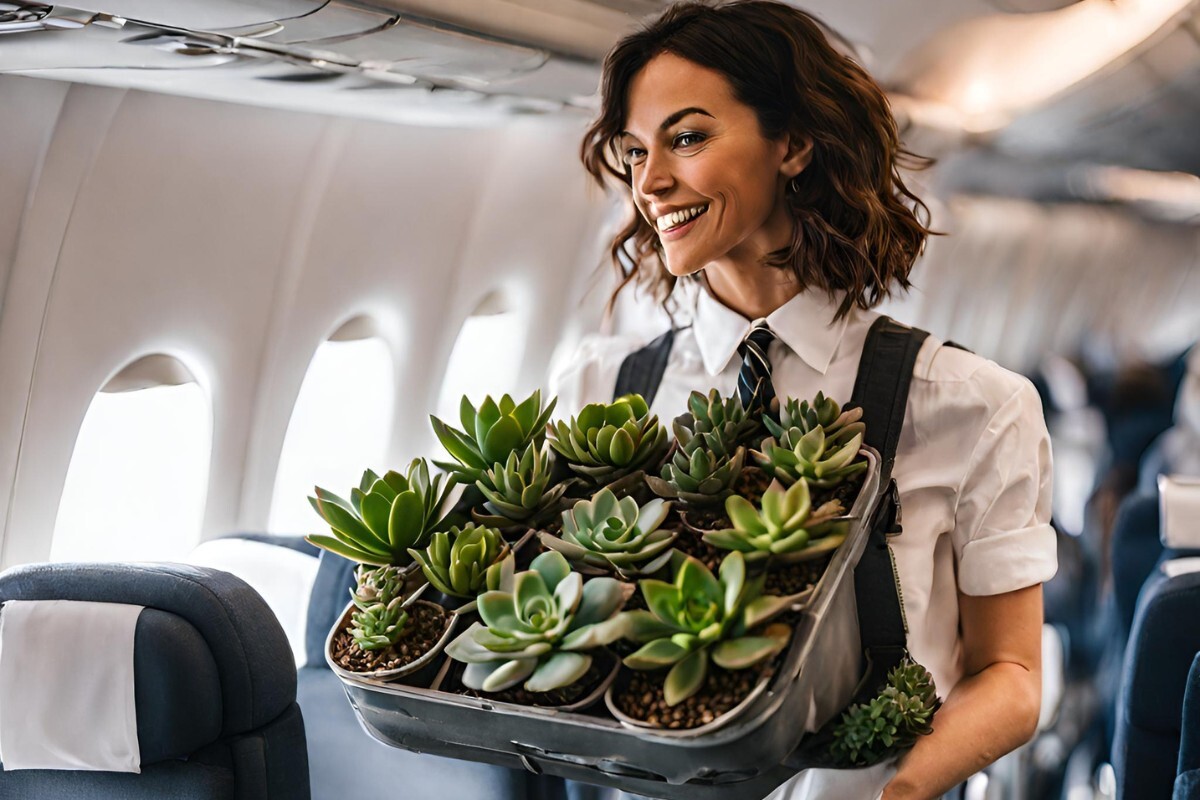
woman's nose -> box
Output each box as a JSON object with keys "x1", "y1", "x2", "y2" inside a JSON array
[{"x1": 636, "y1": 151, "x2": 673, "y2": 198}]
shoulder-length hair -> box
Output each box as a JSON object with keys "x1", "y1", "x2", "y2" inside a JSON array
[{"x1": 580, "y1": 0, "x2": 936, "y2": 320}]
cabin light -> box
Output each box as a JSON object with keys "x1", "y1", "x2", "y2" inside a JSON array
[{"x1": 899, "y1": 0, "x2": 1195, "y2": 132}]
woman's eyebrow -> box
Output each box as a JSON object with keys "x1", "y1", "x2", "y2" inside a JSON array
[{"x1": 620, "y1": 107, "x2": 714, "y2": 139}]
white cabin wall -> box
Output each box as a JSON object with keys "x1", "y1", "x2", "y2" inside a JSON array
[{"x1": 0, "y1": 75, "x2": 611, "y2": 567}]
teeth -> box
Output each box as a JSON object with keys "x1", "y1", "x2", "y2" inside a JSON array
[{"x1": 656, "y1": 204, "x2": 707, "y2": 232}]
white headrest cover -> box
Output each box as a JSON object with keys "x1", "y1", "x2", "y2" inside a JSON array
[
  {"x1": 0, "y1": 599, "x2": 142, "y2": 772},
  {"x1": 1160, "y1": 475, "x2": 1200, "y2": 550}
]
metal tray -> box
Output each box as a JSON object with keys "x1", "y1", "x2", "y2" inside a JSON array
[{"x1": 333, "y1": 446, "x2": 883, "y2": 799}]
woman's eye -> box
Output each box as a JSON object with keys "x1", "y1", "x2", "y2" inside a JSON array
[
  {"x1": 674, "y1": 132, "x2": 706, "y2": 148},
  {"x1": 622, "y1": 147, "x2": 646, "y2": 166}
]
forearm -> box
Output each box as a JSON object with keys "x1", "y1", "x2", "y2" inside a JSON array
[{"x1": 881, "y1": 662, "x2": 1040, "y2": 800}]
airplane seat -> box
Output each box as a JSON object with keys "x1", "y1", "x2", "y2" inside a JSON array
[
  {"x1": 0, "y1": 561, "x2": 309, "y2": 799},
  {"x1": 1112, "y1": 491, "x2": 1165, "y2": 636},
  {"x1": 1114, "y1": 478, "x2": 1200, "y2": 800},
  {"x1": 1139, "y1": 431, "x2": 1171, "y2": 493},
  {"x1": 208, "y1": 537, "x2": 533, "y2": 800},
  {"x1": 1175, "y1": 653, "x2": 1200, "y2": 800}
]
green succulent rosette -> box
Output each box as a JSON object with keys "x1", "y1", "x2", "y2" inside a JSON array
[
  {"x1": 431, "y1": 390, "x2": 557, "y2": 485},
  {"x1": 348, "y1": 564, "x2": 409, "y2": 651},
  {"x1": 754, "y1": 392, "x2": 867, "y2": 489},
  {"x1": 473, "y1": 443, "x2": 569, "y2": 528},
  {"x1": 307, "y1": 459, "x2": 454, "y2": 567},
  {"x1": 831, "y1": 659, "x2": 940, "y2": 766},
  {"x1": 604, "y1": 552, "x2": 806, "y2": 706},
  {"x1": 674, "y1": 389, "x2": 762, "y2": 452},
  {"x1": 408, "y1": 523, "x2": 506, "y2": 600},
  {"x1": 547, "y1": 394, "x2": 670, "y2": 487},
  {"x1": 646, "y1": 438, "x2": 746, "y2": 506},
  {"x1": 445, "y1": 551, "x2": 632, "y2": 693},
  {"x1": 703, "y1": 479, "x2": 848, "y2": 561},
  {"x1": 541, "y1": 488, "x2": 676, "y2": 577}
]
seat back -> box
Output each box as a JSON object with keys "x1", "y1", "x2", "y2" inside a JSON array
[
  {"x1": 1112, "y1": 492, "x2": 1164, "y2": 637},
  {"x1": 1114, "y1": 567, "x2": 1200, "y2": 799},
  {"x1": 0, "y1": 562, "x2": 310, "y2": 800}
]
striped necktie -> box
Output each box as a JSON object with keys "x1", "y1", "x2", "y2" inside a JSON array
[{"x1": 737, "y1": 323, "x2": 777, "y2": 417}]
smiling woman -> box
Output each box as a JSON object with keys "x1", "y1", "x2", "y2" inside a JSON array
[
  {"x1": 559, "y1": 3, "x2": 1058, "y2": 800},
  {"x1": 580, "y1": 0, "x2": 935, "y2": 321}
]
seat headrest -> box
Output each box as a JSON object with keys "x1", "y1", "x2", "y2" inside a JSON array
[
  {"x1": 1160, "y1": 475, "x2": 1200, "y2": 550},
  {"x1": 0, "y1": 563, "x2": 295, "y2": 738}
]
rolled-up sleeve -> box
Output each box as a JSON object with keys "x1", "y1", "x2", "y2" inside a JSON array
[{"x1": 953, "y1": 377, "x2": 1058, "y2": 596}]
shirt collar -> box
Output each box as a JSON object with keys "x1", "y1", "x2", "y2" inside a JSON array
[{"x1": 692, "y1": 284, "x2": 851, "y2": 377}]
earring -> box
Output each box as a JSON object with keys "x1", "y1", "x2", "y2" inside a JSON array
[{"x1": 788, "y1": 175, "x2": 801, "y2": 193}]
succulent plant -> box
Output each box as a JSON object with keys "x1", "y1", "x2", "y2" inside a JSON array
[
  {"x1": 752, "y1": 424, "x2": 866, "y2": 489},
  {"x1": 547, "y1": 394, "x2": 670, "y2": 486},
  {"x1": 473, "y1": 443, "x2": 569, "y2": 528},
  {"x1": 703, "y1": 479, "x2": 848, "y2": 561},
  {"x1": 444, "y1": 551, "x2": 631, "y2": 693},
  {"x1": 349, "y1": 565, "x2": 409, "y2": 651},
  {"x1": 541, "y1": 488, "x2": 676, "y2": 577},
  {"x1": 408, "y1": 523, "x2": 506, "y2": 599},
  {"x1": 674, "y1": 389, "x2": 762, "y2": 452},
  {"x1": 431, "y1": 390, "x2": 557, "y2": 485},
  {"x1": 646, "y1": 440, "x2": 746, "y2": 506},
  {"x1": 765, "y1": 392, "x2": 864, "y2": 446},
  {"x1": 831, "y1": 659, "x2": 939, "y2": 766},
  {"x1": 307, "y1": 459, "x2": 454, "y2": 567},
  {"x1": 605, "y1": 552, "x2": 805, "y2": 706}
]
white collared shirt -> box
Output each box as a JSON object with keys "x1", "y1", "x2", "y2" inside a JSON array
[{"x1": 550, "y1": 287, "x2": 1057, "y2": 800}]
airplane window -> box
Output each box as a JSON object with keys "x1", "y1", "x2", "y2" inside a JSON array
[
  {"x1": 434, "y1": 309, "x2": 525, "y2": 429},
  {"x1": 268, "y1": 336, "x2": 394, "y2": 535},
  {"x1": 51, "y1": 381, "x2": 211, "y2": 563}
]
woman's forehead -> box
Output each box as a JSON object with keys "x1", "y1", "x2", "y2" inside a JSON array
[{"x1": 623, "y1": 53, "x2": 743, "y2": 138}]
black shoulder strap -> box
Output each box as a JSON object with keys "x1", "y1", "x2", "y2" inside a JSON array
[
  {"x1": 851, "y1": 316, "x2": 930, "y2": 483},
  {"x1": 783, "y1": 315, "x2": 930, "y2": 772},
  {"x1": 612, "y1": 328, "x2": 677, "y2": 404}
]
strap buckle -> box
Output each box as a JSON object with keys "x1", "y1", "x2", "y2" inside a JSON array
[{"x1": 885, "y1": 479, "x2": 903, "y2": 538}]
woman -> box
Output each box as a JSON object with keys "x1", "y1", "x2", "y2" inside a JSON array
[{"x1": 553, "y1": 2, "x2": 1057, "y2": 798}]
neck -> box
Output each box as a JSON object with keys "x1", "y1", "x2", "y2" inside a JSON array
[{"x1": 702, "y1": 262, "x2": 801, "y2": 321}]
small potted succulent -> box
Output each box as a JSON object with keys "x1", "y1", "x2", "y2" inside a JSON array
[
  {"x1": 753, "y1": 393, "x2": 867, "y2": 509},
  {"x1": 603, "y1": 551, "x2": 807, "y2": 731},
  {"x1": 431, "y1": 390, "x2": 558, "y2": 511},
  {"x1": 540, "y1": 488, "x2": 676, "y2": 579},
  {"x1": 831, "y1": 659, "x2": 940, "y2": 766},
  {"x1": 472, "y1": 442, "x2": 571, "y2": 533},
  {"x1": 309, "y1": 459, "x2": 460, "y2": 681},
  {"x1": 443, "y1": 551, "x2": 632, "y2": 709},
  {"x1": 547, "y1": 394, "x2": 669, "y2": 495},
  {"x1": 408, "y1": 522, "x2": 509, "y2": 612}
]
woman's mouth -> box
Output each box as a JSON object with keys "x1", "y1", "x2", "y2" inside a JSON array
[{"x1": 656, "y1": 204, "x2": 709, "y2": 241}]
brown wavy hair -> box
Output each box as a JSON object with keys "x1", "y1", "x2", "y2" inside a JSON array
[{"x1": 580, "y1": 0, "x2": 936, "y2": 320}]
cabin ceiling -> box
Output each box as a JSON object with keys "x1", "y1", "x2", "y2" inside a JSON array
[{"x1": 2, "y1": 0, "x2": 1199, "y2": 202}]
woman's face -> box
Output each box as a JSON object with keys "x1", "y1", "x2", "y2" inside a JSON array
[{"x1": 620, "y1": 52, "x2": 810, "y2": 278}]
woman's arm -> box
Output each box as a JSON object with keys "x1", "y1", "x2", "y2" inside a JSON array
[{"x1": 881, "y1": 584, "x2": 1044, "y2": 800}]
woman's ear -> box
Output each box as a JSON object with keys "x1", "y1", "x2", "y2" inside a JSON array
[{"x1": 782, "y1": 134, "x2": 814, "y2": 179}]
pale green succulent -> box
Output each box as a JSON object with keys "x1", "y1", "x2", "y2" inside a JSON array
[
  {"x1": 444, "y1": 551, "x2": 631, "y2": 693},
  {"x1": 349, "y1": 565, "x2": 409, "y2": 651},
  {"x1": 408, "y1": 523, "x2": 505, "y2": 599},
  {"x1": 474, "y1": 443, "x2": 568, "y2": 528},
  {"x1": 765, "y1": 392, "x2": 865, "y2": 446},
  {"x1": 541, "y1": 488, "x2": 676, "y2": 577},
  {"x1": 703, "y1": 479, "x2": 848, "y2": 561},
  {"x1": 674, "y1": 389, "x2": 761, "y2": 452},
  {"x1": 646, "y1": 441, "x2": 746, "y2": 506},
  {"x1": 752, "y1": 423, "x2": 866, "y2": 489},
  {"x1": 307, "y1": 459, "x2": 454, "y2": 567},
  {"x1": 547, "y1": 394, "x2": 670, "y2": 486},
  {"x1": 431, "y1": 390, "x2": 557, "y2": 485},
  {"x1": 602, "y1": 552, "x2": 805, "y2": 706}
]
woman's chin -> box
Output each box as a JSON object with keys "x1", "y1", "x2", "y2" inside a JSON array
[{"x1": 661, "y1": 250, "x2": 708, "y2": 278}]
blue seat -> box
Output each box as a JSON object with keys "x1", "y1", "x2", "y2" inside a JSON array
[
  {"x1": 1113, "y1": 567, "x2": 1200, "y2": 799},
  {"x1": 0, "y1": 561, "x2": 309, "y2": 799},
  {"x1": 1174, "y1": 653, "x2": 1200, "y2": 799},
  {"x1": 1112, "y1": 492, "x2": 1164, "y2": 637}
]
